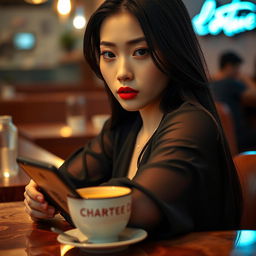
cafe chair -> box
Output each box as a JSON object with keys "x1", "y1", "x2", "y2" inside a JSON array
[
  {"x1": 233, "y1": 151, "x2": 256, "y2": 229},
  {"x1": 215, "y1": 101, "x2": 238, "y2": 156}
]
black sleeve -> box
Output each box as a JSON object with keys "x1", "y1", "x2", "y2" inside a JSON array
[
  {"x1": 59, "y1": 106, "x2": 233, "y2": 239},
  {"x1": 102, "y1": 107, "x2": 222, "y2": 239}
]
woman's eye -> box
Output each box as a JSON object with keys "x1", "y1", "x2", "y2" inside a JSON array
[
  {"x1": 101, "y1": 51, "x2": 115, "y2": 59},
  {"x1": 134, "y1": 48, "x2": 149, "y2": 57}
]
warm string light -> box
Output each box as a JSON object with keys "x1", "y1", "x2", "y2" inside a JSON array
[
  {"x1": 24, "y1": 0, "x2": 48, "y2": 4},
  {"x1": 57, "y1": 0, "x2": 72, "y2": 16},
  {"x1": 73, "y1": 7, "x2": 86, "y2": 29},
  {"x1": 26, "y1": 0, "x2": 86, "y2": 29}
]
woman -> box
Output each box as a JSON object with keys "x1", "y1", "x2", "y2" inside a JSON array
[{"x1": 24, "y1": 0, "x2": 242, "y2": 238}]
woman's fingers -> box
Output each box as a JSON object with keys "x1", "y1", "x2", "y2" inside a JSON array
[
  {"x1": 24, "y1": 180, "x2": 56, "y2": 219},
  {"x1": 24, "y1": 197, "x2": 54, "y2": 219},
  {"x1": 25, "y1": 180, "x2": 45, "y2": 203}
]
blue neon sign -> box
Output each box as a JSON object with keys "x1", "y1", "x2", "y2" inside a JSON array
[{"x1": 192, "y1": 0, "x2": 256, "y2": 36}]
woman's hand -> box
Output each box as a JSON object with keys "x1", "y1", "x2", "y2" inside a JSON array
[{"x1": 24, "y1": 180, "x2": 56, "y2": 221}]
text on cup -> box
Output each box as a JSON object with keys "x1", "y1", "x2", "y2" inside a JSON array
[{"x1": 80, "y1": 203, "x2": 131, "y2": 217}]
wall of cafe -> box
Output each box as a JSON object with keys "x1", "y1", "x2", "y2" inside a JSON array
[
  {"x1": 0, "y1": 0, "x2": 255, "y2": 83},
  {"x1": 183, "y1": 0, "x2": 256, "y2": 76},
  {"x1": 0, "y1": 1, "x2": 99, "y2": 69},
  {"x1": 0, "y1": 6, "x2": 62, "y2": 69},
  {"x1": 0, "y1": 2, "x2": 100, "y2": 84}
]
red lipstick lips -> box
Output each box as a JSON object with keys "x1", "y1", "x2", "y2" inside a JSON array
[{"x1": 117, "y1": 87, "x2": 139, "y2": 100}]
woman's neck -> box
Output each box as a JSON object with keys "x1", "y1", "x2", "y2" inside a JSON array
[{"x1": 138, "y1": 102, "x2": 164, "y2": 136}]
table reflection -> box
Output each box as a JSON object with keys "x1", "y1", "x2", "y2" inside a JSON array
[
  {"x1": 25, "y1": 228, "x2": 61, "y2": 256},
  {"x1": 61, "y1": 245, "x2": 148, "y2": 256},
  {"x1": 24, "y1": 214, "x2": 69, "y2": 256}
]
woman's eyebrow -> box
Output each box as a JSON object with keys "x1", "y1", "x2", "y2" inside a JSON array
[{"x1": 100, "y1": 37, "x2": 146, "y2": 46}]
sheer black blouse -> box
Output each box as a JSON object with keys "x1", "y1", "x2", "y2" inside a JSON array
[{"x1": 60, "y1": 101, "x2": 241, "y2": 239}]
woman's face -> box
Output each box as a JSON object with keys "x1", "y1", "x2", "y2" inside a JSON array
[{"x1": 99, "y1": 11, "x2": 169, "y2": 112}]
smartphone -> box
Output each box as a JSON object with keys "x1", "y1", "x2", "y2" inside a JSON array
[{"x1": 17, "y1": 156, "x2": 82, "y2": 218}]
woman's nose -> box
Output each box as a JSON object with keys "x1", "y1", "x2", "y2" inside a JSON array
[{"x1": 117, "y1": 58, "x2": 133, "y2": 82}]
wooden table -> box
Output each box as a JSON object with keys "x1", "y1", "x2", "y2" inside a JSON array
[
  {"x1": 0, "y1": 201, "x2": 255, "y2": 256},
  {"x1": 18, "y1": 122, "x2": 99, "y2": 159},
  {"x1": 0, "y1": 137, "x2": 64, "y2": 202}
]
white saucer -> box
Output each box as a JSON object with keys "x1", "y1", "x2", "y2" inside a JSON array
[{"x1": 57, "y1": 227, "x2": 148, "y2": 254}]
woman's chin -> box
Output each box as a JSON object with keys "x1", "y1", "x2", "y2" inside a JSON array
[{"x1": 119, "y1": 102, "x2": 140, "y2": 112}]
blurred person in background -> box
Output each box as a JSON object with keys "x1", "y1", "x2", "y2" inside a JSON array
[
  {"x1": 210, "y1": 51, "x2": 256, "y2": 152},
  {"x1": 252, "y1": 57, "x2": 256, "y2": 86}
]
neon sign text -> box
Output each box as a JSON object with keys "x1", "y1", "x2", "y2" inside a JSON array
[{"x1": 192, "y1": 0, "x2": 256, "y2": 36}]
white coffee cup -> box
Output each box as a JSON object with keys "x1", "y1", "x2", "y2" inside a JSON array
[{"x1": 67, "y1": 186, "x2": 132, "y2": 243}]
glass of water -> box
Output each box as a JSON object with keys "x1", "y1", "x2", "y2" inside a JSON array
[
  {"x1": 66, "y1": 95, "x2": 86, "y2": 132},
  {"x1": 0, "y1": 116, "x2": 18, "y2": 178}
]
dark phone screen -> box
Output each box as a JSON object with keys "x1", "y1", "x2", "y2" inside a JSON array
[{"x1": 17, "y1": 156, "x2": 81, "y2": 216}]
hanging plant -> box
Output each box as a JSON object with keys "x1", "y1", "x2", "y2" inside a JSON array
[{"x1": 60, "y1": 31, "x2": 77, "y2": 52}]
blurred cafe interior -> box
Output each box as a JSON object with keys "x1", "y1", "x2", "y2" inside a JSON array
[
  {"x1": 0, "y1": 0, "x2": 112, "y2": 159},
  {"x1": 0, "y1": 0, "x2": 255, "y2": 158},
  {"x1": 0, "y1": 0, "x2": 256, "y2": 255},
  {"x1": 0, "y1": 0, "x2": 256, "y2": 194}
]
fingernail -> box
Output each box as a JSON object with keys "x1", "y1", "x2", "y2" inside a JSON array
[
  {"x1": 37, "y1": 195, "x2": 43, "y2": 202},
  {"x1": 48, "y1": 208, "x2": 55, "y2": 216},
  {"x1": 41, "y1": 203, "x2": 48, "y2": 210}
]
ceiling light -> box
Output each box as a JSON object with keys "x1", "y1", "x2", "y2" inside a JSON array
[
  {"x1": 73, "y1": 7, "x2": 86, "y2": 29},
  {"x1": 57, "y1": 0, "x2": 72, "y2": 16},
  {"x1": 24, "y1": 0, "x2": 48, "y2": 4}
]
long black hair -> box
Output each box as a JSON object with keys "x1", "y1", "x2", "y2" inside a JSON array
[
  {"x1": 84, "y1": 0, "x2": 242, "y2": 227},
  {"x1": 84, "y1": 0, "x2": 218, "y2": 126}
]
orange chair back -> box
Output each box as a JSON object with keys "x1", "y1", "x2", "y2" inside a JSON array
[
  {"x1": 233, "y1": 152, "x2": 256, "y2": 229},
  {"x1": 215, "y1": 102, "x2": 238, "y2": 156}
]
